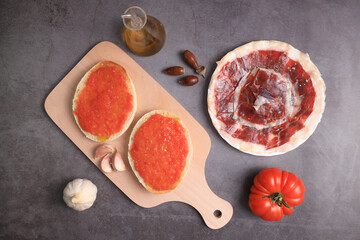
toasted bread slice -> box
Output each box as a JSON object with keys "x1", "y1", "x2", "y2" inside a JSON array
[
  {"x1": 73, "y1": 61, "x2": 137, "y2": 142},
  {"x1": 128, "y1": 110, "x2": 193, "y2": 194}
]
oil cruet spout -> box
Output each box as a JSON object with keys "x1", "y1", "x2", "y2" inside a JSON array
[
  {"x1": 121, "y1": 14, "x2": 132, "y2": 19},
  {"x1": 122, "y1": 6, "x2": 147, "y2": 31}
]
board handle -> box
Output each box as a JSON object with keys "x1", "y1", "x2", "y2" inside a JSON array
[{"x1": 180, "y1": 178, "x2": 233, "y2": 229}]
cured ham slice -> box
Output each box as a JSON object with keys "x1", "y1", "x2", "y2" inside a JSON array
[{"x1": 208, "y1": 41, "x2": 326, "y2": 156}]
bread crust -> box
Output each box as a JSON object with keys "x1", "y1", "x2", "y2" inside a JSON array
[
  {"x1": 128, "y1": 110, "x2": 193, "y2": 194},
  {"x1": 208, "y1": 41, "x2": 326, "y2": 156},
  {"x1": 72, "y1": 61, "x2": 137, "y2": 142}
]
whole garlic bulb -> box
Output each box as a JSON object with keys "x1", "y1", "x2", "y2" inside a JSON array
[{"x1": 63, "y1": 178, "x2": 97, "y2": 211}]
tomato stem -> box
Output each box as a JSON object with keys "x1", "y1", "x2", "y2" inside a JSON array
[{"x1": 262, "y1": 192, "x2": 292, "y2": 208}]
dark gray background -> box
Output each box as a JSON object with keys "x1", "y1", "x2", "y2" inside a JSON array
[{"x1": 1, "y1": 0, "x2": 359, "y2": 239}]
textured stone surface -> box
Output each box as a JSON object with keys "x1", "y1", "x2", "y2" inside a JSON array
[{"x1": 1, "y1": 0, "x2": 360, "y2": 239}]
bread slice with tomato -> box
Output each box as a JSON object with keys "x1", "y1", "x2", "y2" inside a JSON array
[
  {"x1": 128, "y1": 110, "x2": 193, "y2": 194},
  {"x1": 72, "y1": 61, "x2": 137, "y2": 142}
]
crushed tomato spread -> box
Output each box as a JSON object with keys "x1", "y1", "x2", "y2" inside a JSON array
[
  {"x1": 130, "y1": 114, "x2": 189, "y2": 191},
  {"x1": 74, "y1": 65, "x2": 133, "y2": 141}
]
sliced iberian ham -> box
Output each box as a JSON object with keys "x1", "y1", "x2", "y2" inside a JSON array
[{"x1": 208, "y1": 41, "x2": 326, "y2": 156}]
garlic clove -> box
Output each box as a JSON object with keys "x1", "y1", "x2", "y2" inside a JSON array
[
  {"x1": 112, "y1": 150, "x2": 126, "y2": 171},
  {"x1": 100, "y1": 153, "x2": 113, "y2": 173},
  {"x1": 94, "y1": 144, "x2": 114, "y2": 159}
]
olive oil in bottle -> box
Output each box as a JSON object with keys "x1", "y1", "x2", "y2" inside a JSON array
[{"x1": 122, "y1": 7, "x2": 166, "y2": 56}]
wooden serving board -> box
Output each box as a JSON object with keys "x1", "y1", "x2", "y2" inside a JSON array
[{"x1": 44, "y1": 41, "x2": 233, "y2": 229}]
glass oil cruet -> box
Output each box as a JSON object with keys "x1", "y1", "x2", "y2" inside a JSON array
[{"x1": 122, "y1": 6, "x2": 166, "y2": 56}]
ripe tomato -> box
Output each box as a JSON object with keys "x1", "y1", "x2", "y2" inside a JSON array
[{"x1": 248, "y1": 168, "x2": 305, "y2": 221}]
